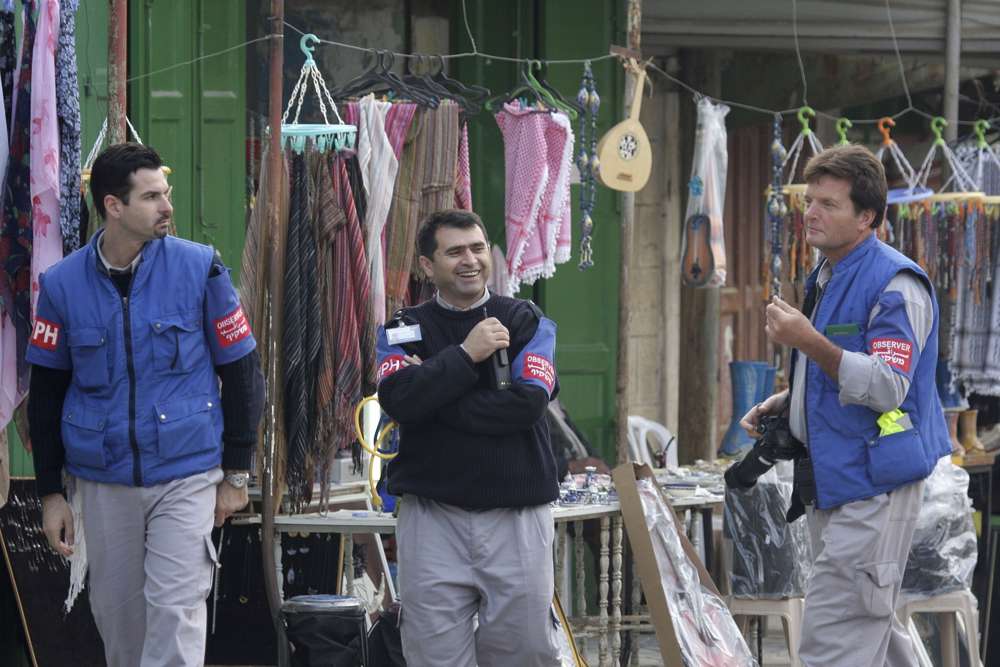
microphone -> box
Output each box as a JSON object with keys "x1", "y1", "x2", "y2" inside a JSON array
[{"x1": 483, "y1": 307, "x2": 511, "y2": 390}]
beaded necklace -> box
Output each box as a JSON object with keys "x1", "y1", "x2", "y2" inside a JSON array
[
  {"x1": 766, "y1": 114, "x2": 787, "y2": 299},
  {"x1": 576, "y1": 61, "x2": 600, "y2": 269}
]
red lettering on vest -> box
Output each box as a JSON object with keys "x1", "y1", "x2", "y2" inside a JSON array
[
  {"x1": 522, "y1": 353, "x2": 555, "y2": 393},
  {"x1": 870, "y1": 337, "x2": 913, "y2": 373},
  {"x1": 30, "y1": 317, "x2": 60, "y2": 351},
  {"x1": 214, "y1": 306, "x2": 251, "y2": 348},
  {"x1": 378, "y1": 355, "x2": 405, "y2": 382}
]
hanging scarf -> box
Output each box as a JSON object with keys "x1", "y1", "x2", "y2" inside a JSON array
[
  {"x1": 356, "y1": 95, "x2": 397, "y2": 327},
  {"x1": 455, "y1": 121, "x2": 472, "y2": 211},
  {"x1": 241, "y1": 148, "x2": 290, "y2": 500},
  {"x1": 383, "y1": 108, "x2": 424, "y2": 317},
  {"x1": 496, "y1": 102, "x2": 573, "y2": 293},
  {"x1": 0, "y1": 9, "x2": 13, "y2": 123},
  {"x1": 0, "y1": 0, "x2": 37, "y2": 391},
  {"x1": 30, "y1": 0, "x2": 63, "y2": 312},
  {"x1": 282, "y1": 152, "x2": 321, "y2": 507},
  {"x1": 55, "y1": 0, "x2": 80, "y2": 254},
  {"x1": 313, "y1": 154, "x2": 374, "y2": 498}
]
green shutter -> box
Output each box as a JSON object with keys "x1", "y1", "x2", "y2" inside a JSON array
[{"x1": 129, "y1": 0, "x2": 247, "y2": 274}]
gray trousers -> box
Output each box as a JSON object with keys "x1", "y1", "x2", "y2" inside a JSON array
[
  {"x1": 799, "y1": 480, "x2": 923, "y2": 667},
  {"x1": 396, "y1": 495, "x2": 560, "y2": 667},
  {"x1": 78, "y1": 468, "x2": 222, "y2": 667}
]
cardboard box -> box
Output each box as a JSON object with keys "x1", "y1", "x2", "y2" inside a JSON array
[{"x1": 614, "y1": 462, "x2": 751, "y2": 665}]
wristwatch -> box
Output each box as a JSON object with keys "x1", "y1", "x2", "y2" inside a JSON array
[{"x1": 223, "y1": 471, "x2": 250, "y2": 489}]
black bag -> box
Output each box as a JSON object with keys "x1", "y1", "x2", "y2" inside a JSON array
[
  {"x1": 281, "y1": 595, "x2": 368, "y2": 667},
  {"x1": 367, "y1": 603, "x2": 406, "y2": 667}
]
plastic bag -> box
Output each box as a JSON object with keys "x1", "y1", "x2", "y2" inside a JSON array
[
  {"x1": 680, "y1": 97, "x2": 729, "y2": 287},
  {"x1": 901, "y1": 457, "x2": 977, "y2": 597},
  {"x1": 636, "y1": 478, "x2": 756, "y2": 666},
  {"x1": 723, "y1": 463, "x2": 813, "y2": 599}
]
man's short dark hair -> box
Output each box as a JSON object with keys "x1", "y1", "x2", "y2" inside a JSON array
[
  {"x1": 90, "y1": 143, "x2": 164, "y2": 219},
  {"x1": 803, "y1": 145, "x2": 887, "y2": 229},
  {"x1": 416, "y1": 209, "x2": 490, "y2": 258}
]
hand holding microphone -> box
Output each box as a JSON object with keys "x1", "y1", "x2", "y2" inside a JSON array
[{"x1": 461, "y1": 310, "x2": 512, "y2": 390}]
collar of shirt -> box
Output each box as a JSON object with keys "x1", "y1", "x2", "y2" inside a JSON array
[
  {"x1": 436, "y1": 288, "x2": 491, "y2": 312},
  {"x1": 95, "y1": 229, "x2": 144, "y2": 275}
]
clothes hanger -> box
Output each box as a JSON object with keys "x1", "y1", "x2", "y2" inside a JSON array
[
  {"x1": 333, "y1": 50, "x2": 438, "y2": 107},
  {"x1": 528, "y1": 61, "x2": 581, "y2": 120},
  {"x1": 367, "y1": 51, "x2": 440, "y2": 107},
  {"x1": 429, "y1": 55, "x2": 490, "y2": 103},
  {"x1": 280, "y1": 33, "x2": 357, "y2": 154},
  {"x1": 485, "y1": 61, "x2": 551, "y2": 112}
]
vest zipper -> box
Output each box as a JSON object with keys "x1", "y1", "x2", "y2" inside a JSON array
[{"x1": 122, "y1": 288, "x2": 142, "y2": 487}]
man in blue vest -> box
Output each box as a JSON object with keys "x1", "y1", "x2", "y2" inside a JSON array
[
  {"x1": 742, "y1": 145, "x2": 950, "y2": 665},
  {"x1": 27, "y1": 143, "x2": 264, "y2": 666}
]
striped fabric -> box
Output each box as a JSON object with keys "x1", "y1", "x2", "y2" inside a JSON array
[
  {"x1": 384, "y1": 101, "x2": 461, "y2": 315},
  {"x1": 455, "y1": 120, "x2": 472, "y2": 210},
  {"x1": 282, "y1": 153, "x2": 321, "y2": 507}
]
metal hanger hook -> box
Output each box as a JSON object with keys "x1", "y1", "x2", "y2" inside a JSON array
[
  {"x1": 878, "y1": 117, "x2": 895, "y2": 147},
  {"x1": 299, "y1": 33, "x2": 320, "y2": 66},
  {"x1": 975, "y1": 119, "x2": 990, "y2": 149},
  {"x1": 797, "y1": 106, "x2": 816, "y2": 136},
  {"x1": 836, "y1": 118, "x2": 852, "y2": 145},
  {"x1": 931, "y1": 116, "x2": 947, "y2": 146}
]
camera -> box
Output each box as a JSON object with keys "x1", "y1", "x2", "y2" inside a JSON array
[{"x1": 724, "y1": 416, "x2": 804, "y2": 490}]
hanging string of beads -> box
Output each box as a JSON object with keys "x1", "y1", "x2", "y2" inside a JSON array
[
  {"x1": 576, "y1": 60, "x2": 600, "y2": 270},
  {"x1": 766, "y1": 114, "x2": 787, "y2": 300}
]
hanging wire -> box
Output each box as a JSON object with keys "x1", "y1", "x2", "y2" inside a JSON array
[
  {"x1": 112, "y1": 7, "x2": 992, "y2": 136},
  {"x1": 885, "y1": 0, "x2": 914, "y2": 110},
  {"x1": 791, "y1": 0, "x2": 809, "y2": 107},
  {"x1": 125, "y1": 35, "x2": 275, "y2": 83},
  {"x1": 461, "y1": 0, "x2": 478, "y2": 54}
]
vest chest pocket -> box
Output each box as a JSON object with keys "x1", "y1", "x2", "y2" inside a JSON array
[
  {"x1": 151, "y1": 315, "x2": 206, "y2": 374},
  {"x1": 67, "y1": 328, "x2": 110, "y2": 390}
]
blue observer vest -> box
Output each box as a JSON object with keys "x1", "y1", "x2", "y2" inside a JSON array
[
  {"x1": 799, "y1": 234, "x2": 951, "y2": 509},
  {"x1": 27, "y1": 233, "x2": 252, "y2": 487}
]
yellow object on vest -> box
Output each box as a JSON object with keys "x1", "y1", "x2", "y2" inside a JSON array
[{"x1": 877, "y1": 409, "x2": 906, "y2": 436}]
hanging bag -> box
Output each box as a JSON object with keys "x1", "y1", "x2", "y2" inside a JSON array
[{"x1": 680, "y1": 97, "x2": 729, "y2": 287}]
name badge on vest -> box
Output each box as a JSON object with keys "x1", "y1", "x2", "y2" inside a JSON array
[{"x1": 387, "y1": 324, "x2": 422, "y2": 346}]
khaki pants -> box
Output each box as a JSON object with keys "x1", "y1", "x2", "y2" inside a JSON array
[
  {"x1": 78, "y1": 468, "x2": 221, "y2": 667},
  {"x1": 800, "y1": 480, "x2": 923, "y2": 667},
  {"x1": 396, "y1": 495, "x2": 560, "y2": 667}
]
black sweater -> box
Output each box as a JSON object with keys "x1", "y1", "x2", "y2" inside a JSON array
[{"x1": 377, "y1": 294, "x2": 559, "y2": 509}]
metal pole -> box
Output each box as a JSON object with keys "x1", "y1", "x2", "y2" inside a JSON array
[
  {"x1": 615, "y1": 0, "x2": 641, "y2": 464},
  {"x1": 108, "y1": 0, "x2": 128, "y2": 144},
  {"x1": 944, "y1": 0, "x2": 961, "y2": 142},
  {"x1": 262, "y1": 0, "x2": 284, "y2": 652}
]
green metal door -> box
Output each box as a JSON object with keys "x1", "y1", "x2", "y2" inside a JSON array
[
  {"x1": 453, "y1": 0, "x2": 623, "y2": 461},
  {"x1": 129, "y1": 0, "x2": 247, "y2": 273}
]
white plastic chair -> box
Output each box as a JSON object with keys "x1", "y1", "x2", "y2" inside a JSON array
[
  {"x1": 627, "y1": 415, "x2": 678, "y2": 470},
  {"x1": 897, "y1": 589, "x2": 982, "y2": 667}
]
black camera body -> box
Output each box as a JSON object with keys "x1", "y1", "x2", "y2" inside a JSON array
[{"x1": 724, "y1": 416, "x2": 804, "y2": 490}]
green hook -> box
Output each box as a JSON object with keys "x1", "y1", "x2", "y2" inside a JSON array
[
  {"x1": 797, "y1": 106, "x2": 816, "y2": 136},
  {"x1": 836, "y1": 118, "x2": 853, "y2": 145},
  {"x1": 300, "y1": 33, "x2": 320, "y2": 67},
  {"x1": 931, "y1": 116, "x2": 947, "y2": 146},
  {"x1": 975, "y1": 119, "x2": 991, "y2": 150}
]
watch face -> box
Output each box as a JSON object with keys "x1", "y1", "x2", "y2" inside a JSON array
[{"x1": 618, "y1": 134, "x2": 638, "y2": 161}]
